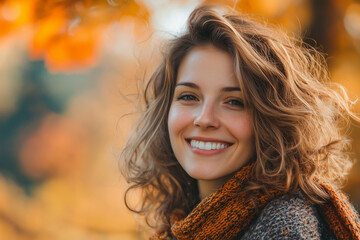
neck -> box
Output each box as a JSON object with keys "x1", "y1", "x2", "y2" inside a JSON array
[{"x1": 197, "y1": 175, "x2": 232, "y2": 200}]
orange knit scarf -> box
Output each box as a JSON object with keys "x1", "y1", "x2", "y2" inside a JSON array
[{"x1": 150, "y1": 164, "x2": 360, "y2": 240}]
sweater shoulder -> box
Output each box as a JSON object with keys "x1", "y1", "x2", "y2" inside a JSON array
[{"x1": 240, "y1": 191, "x2": 336, "y2": 240}]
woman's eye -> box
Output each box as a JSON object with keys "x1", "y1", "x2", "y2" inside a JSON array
[
  {"x1": 178, "y1": 94, "x2": 198, "y2": 101},
  {"x1": 226, "y1": 99, "x2": 244, "y2": 107}
]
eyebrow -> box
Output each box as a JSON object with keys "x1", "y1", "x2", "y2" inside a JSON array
[{"x1": 176, "y1": 82, "x2": 241, "y2": 92}]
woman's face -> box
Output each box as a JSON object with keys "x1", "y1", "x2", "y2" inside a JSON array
[{"x1": 168, "y1": 44, "x2": 255, "y2": 181}]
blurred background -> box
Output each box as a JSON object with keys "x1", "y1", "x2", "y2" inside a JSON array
[{"x1": 0, "y1": 0, "x2": 359, "y2": 239}]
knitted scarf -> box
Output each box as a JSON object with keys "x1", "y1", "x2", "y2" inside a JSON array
[{"x1": 150, "y1": 164, "x2": 360, "y2": 240}]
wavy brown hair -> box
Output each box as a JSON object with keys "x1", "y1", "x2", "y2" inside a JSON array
[{"x1": 120, "y1": 5, "x2": 358, "y2": 230}]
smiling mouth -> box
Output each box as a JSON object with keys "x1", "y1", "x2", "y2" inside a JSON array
[{"x1": 186, "y1": 139, "x2": 232, "y2": 150}]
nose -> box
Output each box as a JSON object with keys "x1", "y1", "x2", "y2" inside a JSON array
[{"x1": 194, "y1": 102, "x2": 220, "y2": 129}]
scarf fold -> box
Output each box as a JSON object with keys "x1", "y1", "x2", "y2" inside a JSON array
[
  {"x1": 150, "y1": 164, "x2": 360, "y2": 240},
  {"x1": 319, "y1": 182, "x2": 360, "y2": 240}
]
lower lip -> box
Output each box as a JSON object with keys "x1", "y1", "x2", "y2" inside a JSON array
[{"x1": 186, "y1": 141, "x2": 230, "y2": 156}]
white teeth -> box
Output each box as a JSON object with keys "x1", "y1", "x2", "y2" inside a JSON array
[
  {"x1": 189, "y1": 140, "x2": 229, "y2": 150},
  {"x1": 205, "y1": 142, "x2": 212, "y2": 150}
]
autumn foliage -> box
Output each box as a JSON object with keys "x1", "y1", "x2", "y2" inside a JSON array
[{"x1": 0, "y1": 0, "x2": 149, "y2": 72}]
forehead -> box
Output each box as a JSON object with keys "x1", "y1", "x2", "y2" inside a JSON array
[{"x1": 176, "y1": 44, "x2": 239, "y2": 87}]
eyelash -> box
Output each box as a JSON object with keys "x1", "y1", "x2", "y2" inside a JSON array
[
  {"x1": 177, "y1": 94, "x2": 199, "y2": 101},
  {"x1": 225, "y1": 99, "x2": 244, "y2": 108},
  {"x1": 177, "y1": 94, "x2": 244, "y2": 108}
]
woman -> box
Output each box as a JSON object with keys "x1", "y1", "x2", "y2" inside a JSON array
[{"x1": 120, "y1": 4, "x2": 360, "y2": 240}]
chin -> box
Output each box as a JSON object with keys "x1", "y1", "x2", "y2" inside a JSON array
[{"x1": 185, "y1": 169, "x2": 226, "y2": 181}]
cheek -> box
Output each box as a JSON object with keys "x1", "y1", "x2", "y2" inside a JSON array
[
  {"x1": 168, "y1": 105, "x2": 193, "y2": 138},
  {"x1": 225, "y1": 113, "x2": 253, "y2": 140}
]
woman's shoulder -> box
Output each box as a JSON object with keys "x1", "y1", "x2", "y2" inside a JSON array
[{"x1": 240, "y1": 191, "x2": 336, "y2": 240}]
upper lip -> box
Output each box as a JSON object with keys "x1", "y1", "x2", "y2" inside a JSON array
[{"x1": 185, "y1": 136, "x2": 233, "y2": 145}]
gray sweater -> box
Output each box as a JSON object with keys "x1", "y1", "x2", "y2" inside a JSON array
[{"x1": 239, "y1": 192, "x2": 337, "y2": 239}]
